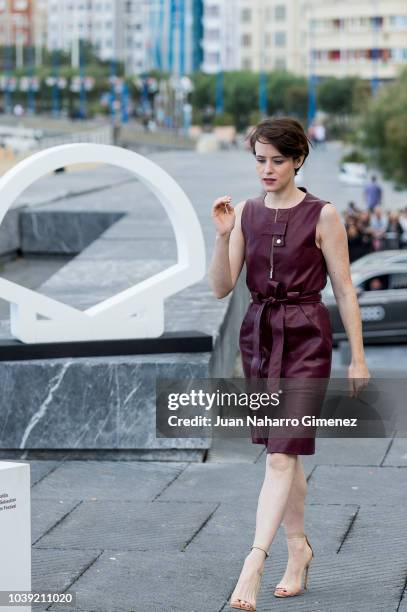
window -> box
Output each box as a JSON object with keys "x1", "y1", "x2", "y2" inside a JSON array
[
  {"x1": 207, "y1": 28, "x2": 220, "y2": 41},
  {"x1": 389, "y1": 15, "x2": 407, "y2": 29},
  {"x1": 275, "y1": 57, "x2": 286, "y2": 69},
  {"x1": 242, "y1": 58, "x2": 252, "y2": 70},
  {"x1": 389, "y1": 273, "x2": 407, "y2": 289},
  {"x1": 242, "y1": 33, "x2": 252, "y2": 47},
  {"x1": 361, "y1": 275, "x2": 389, "y2": 291},
  {"x1": 207, "y1": 51, "x2": 220, "y2": 64},
  {"x1": 206, "y1": 5, "x2": 219, "y2": 18},
  {"x1": 275, "y1": 5, "x2": 286, "y2": 21},
  {"x1": 274, "y1": 31, "x2": 286, "y2": 47},
  {"x1": 13, "y1": 0, "x2": 28, "y2": 9},
  {"x1": 371, "y1": 16, "x2": 383, "y2": 30},
  {"x1": 392, "y1": 48, "x2": 407, "y2": 61},
  {"x1": 241, "y1": 8, "x2": 251, "y2": 23},
  {"x1": 265, "y1": 33, "x2": 272, "y2": 47}
]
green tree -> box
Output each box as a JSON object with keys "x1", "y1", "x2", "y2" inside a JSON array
[
  {"x1": 266, "y1": 71, "x2": 308, "y2": 120},
  {"x1": 362, "y1": 67, "x2": 407, "y2": 187},
  {"x1": 317, "y1": 76, "x2": 358, "y2": 115},
  {"x1": 224, "y1": 71, "x2": 259, "y2": 130},
  {"x1": 190, "y1": 72, "x2": 216, "y2": 112}
]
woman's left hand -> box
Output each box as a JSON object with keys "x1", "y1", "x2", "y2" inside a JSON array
[{"x1": 348, "y1": 360, "x2": 371, "y2": 398}]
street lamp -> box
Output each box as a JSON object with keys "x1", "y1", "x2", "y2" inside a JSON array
[
  {"x1": 307, "y1": 2, "x2": 317, "y2": 127},
  {"x1": 258, "y1": 1, "x2": 267, "y2": 116},
  {"x1": 370, "y1": 0, "x2": 380, "y2": 95}
]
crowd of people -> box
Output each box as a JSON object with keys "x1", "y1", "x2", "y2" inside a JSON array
[{"x1": 342, "y1": 176, "x2": 407, "y2": 262}]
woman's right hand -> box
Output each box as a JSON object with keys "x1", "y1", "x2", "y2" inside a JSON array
[{"x1": 211, "y1": 195, "x2": 236, "y2": 236}]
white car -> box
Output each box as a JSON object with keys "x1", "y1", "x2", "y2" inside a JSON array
[
  {"x1": 338, "y1": 162, "x2": 368, "y2": 186},
  {"x1": 350, "y1": 250, "x2": 407, "y2": 271}
]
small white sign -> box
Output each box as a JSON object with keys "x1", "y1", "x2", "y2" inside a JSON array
[{"x1": 0, "y1": 462, "x2": 31, "y2": 612}]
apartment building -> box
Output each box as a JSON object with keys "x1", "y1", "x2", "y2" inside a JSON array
[
  {"x1": 202, "y1": 0, "x2": 407, "y2": 82},
  {"x1": 302, "y1": 0, "x2": 407, "y2": 81},
  {"x1": 0, "y1": 0, "x2": 33, "y2": 46},
  {"x1": 45, "y1": 0, "x2": 203, "y2": 75},
  {"x1": 202, "y1": 0, "x2": 302, "y2": 74}
]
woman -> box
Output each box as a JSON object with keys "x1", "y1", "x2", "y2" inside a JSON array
[{"x1": 208, "y1": 117, "x2": 370, "y2": 610}]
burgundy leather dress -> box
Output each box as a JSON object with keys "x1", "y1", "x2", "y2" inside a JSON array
[{"x1": 239, "y1": 187, "x2": 333, "y2": 455}]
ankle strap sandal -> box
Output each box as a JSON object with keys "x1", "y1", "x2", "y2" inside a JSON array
[{"x1": 251, "y1": 545, "x2": 269, "y2": 558}]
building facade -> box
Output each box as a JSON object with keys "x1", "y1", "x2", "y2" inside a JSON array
[
  {"x1": 302, "y1": 0, "x2": 407, "y2": 81},
  {"x1": 46, "y1": 0, "x2": 203, "y2": 76},
  {"x1": 202, "y1": 0, "x2": 407, "y2": 82},
  {"x1": 201, "y1": 0, "x2": 302, "y2": 74},
  {"x1": 0, "y1": 0, "x2": 33, "y2": 47},
  {"x1": 144, "y1": 0, "x2": 203, "y2": 75}
]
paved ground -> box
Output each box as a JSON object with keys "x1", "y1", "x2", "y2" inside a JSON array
[
  {"x1": 26, "y1": 418, "x2": 406, "y2": 612},
  {"x1": 1, "y1": 141, "x2": 406, "y2": 610},
  {"x1": 26, "y1": 354, "x2": 407, "y2": 612}
]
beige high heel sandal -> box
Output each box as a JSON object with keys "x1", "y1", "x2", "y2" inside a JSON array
[
  {"x1": 230, "y1": 545, "x2": 269, "y2": 611},
  {"x1": 273, "y1": 532, "x2": 314, "y2": 598}
]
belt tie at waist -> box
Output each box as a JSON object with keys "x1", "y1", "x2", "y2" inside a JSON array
[{"x1": 250, "y1": 282, "x2": 322, "y2": 381}]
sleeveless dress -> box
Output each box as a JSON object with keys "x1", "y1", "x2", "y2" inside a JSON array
[{"x1": 239, "y1": 186, "x2": 333, "y2": 455}]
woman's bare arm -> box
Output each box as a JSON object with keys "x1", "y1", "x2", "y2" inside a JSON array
[
  {"x1": 317, "y1": 204, "x2": 370, "y2": 392},
  {"x1": 208, "y1": 198, "x2": 246, "y2": 298}
]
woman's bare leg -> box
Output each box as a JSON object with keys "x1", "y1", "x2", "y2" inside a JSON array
[
  {"x1": 281, "y1": 454, "x2": 307, "y2": 533},
  {"x1": 230, "y1": 452, "x2": 298, "y2": 609},
  {"x1": 274, "y1": 456, "x2": 313, "y2": 592}
]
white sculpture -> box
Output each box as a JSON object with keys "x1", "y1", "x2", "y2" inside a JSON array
[{"x1": 0, "y1": 144, "x2": 206, "y2": 343}]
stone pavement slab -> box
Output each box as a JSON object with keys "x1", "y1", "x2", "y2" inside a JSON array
[
  {"x1": 15, "y1": 165, "x2": 134, "y2": 208},
  {"x1": 29, "y1": 460, "x2": 61, "y2": 486},
  {"x1": 339, "y1": 505, "x2": 407, "y2": 556},
  {"x1": 247, "y1": 549, "x2": 405, "y2": 612},
  {"x1": 31, "y1": 499, "x2": 81, "y2": 545},
  {"x1": 34, "y1": 500, "x2": 217, "y2": 551},
  {"x1": 314, "y1": 437, "x2": 391, "y2": 465},
  {"x1": 101, "y1": 216, "x2": 173, "y2": 239},
  {"x1": 383, "y1": 437, "x2": 407, "y2": 466},
  {"x1": 79, "y1": 237, "x2": 177, "y2": 261},
  {"x1": 210, "y1": 437, "x2": 392, "y2": 467},
  {"x1": 206, "y1": 437, "x2": 265, "y2": 463},
  {"x1": 186, "y1": 502, "x2": 358, "y2": 556},
  {"x1": 47, "y1": 550, "x2": 244, "y2": 612},
  {"x1": 400, "y1": 589, "x2": 407, "y2": 611},
  {"x1": 307, "y1": 465, "x2": 407, "y2": 505},
  {"x1": 31, "y1": 461, "x2": 187, "y2": 502},
  {"x1": 31, "y1": 548, "x2": 102, "y2": 612},
  {"x1": 157, "y1": 463, "x2": 277, "y2": 503},
  {"x1": 38, "y1": 548, "x2": 405, "y2": 612}
]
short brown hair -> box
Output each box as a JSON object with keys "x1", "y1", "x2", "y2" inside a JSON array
[{"x1": 247, "y1": 117, "x2": 312, "y2": 175}]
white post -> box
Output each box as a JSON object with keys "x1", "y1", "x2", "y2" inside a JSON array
[{"x1": 0, "y1": 462, "x2": 31, "y2": 612}]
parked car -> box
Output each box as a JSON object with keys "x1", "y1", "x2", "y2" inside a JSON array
[
  {"x1": 323, "y1": 264, "x2": 407, "y2": 344},
  {"x1": 339, "y1": 162, "x2": 368, "y2": 185},
  {"x1": 350, "y1": 249, "x2": 407, "y2": 272}
]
